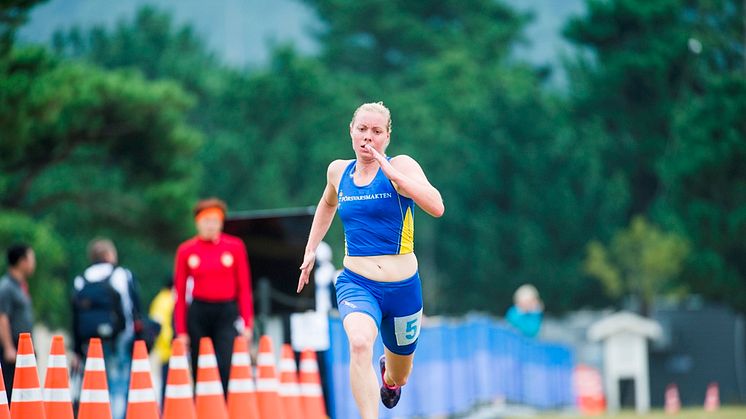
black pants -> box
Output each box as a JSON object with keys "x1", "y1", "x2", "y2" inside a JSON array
[
  {"x1": 1, "y1": 358, "x2": 14, "y2": 403},
  {"x1": 187, "y1": 299, "x2": 238, "y2": 396}
]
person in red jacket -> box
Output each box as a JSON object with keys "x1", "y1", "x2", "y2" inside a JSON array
[{"x1": 173, "y1": 198, "x2": 254, "y2": 394}]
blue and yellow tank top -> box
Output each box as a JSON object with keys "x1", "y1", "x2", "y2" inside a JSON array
[{"x1": 337, "y1": 159, "x2": 415, "y2": 256}]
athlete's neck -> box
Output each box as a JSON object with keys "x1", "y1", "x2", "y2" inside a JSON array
[{"x1": 355, "y1": 158, "x2": 380, "y2": 174}]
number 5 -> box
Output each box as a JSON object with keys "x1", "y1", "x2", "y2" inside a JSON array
[{"x1": 405, "y1": 318, "x2": 418, "y2": 340}]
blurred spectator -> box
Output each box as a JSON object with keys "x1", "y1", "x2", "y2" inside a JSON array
[
  {"x1": 149, "y1": 276, "x2": 174, "y2": 405},
  {"x1": 0, "y1": 243, "x2": 36, "y2": 400},
  {"x1": 174, "y1": 198, "x2": 254, "y2": 395},
  {"x1": 71, "y1": 238, "x2": 140, "y2": 419},
  {"x1": 506, "y1": 284, "x2": 544, "y2": 338}
]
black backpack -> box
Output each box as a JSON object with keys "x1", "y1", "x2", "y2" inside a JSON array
[{"x1": 72, "y1": 269, "x2": 126, "y2": 341}]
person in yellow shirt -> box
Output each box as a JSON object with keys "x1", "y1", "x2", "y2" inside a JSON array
[{"x1": 149, "y1": 277, "x2": 174, "y2": 405}]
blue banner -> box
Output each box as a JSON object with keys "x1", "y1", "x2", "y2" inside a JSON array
[{"x1": 324, "y1": 314, "x2": 575, "y2": 419}]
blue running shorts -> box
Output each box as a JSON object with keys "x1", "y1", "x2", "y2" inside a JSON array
[{"x1": 335, "y1": 268, "x2": 423, "y2": 355}]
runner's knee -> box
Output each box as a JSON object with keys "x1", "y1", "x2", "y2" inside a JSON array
[{"x1": 348, "y1": 333, "x2": 374, "y2": 357}]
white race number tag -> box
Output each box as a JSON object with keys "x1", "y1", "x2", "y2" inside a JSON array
[{"x1": 394, "y1": 309, "x2": 423, "y2": 346}]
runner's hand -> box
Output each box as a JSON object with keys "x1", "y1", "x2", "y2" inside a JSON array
[
  {"x1": 2, "y1": 347, "x2": 15, "y2": 363},
  {"x1": 242, "y1": 327, "x2": 253, "y2": 347},
  {"x1": 177, "y1": 333, "x2": 190, "y2": 350},
  {"x1": 361, "y1": 143, "x2": 386, "y2": 164},
  {"x1": 297, "y1": 250, "x2": 316, "y2": 293}
]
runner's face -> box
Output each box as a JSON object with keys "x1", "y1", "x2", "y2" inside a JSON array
[{"x1": 350, "y1": 110, "x2": 390, "y2": 157}]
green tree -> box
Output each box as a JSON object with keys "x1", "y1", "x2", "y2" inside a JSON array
[
  {"x1": 657, "y1": 74, "x2": 746, "y2": 311},
  {"x1": 0, "y1": 0, "x2": 47, "y2": 55},
  {"x1": 0, "y1": 46, "x2": 201, "y2": 325},
  {"x1": 303, "y1": 0, "x2": 524, "y2": 74},
  {"x1": 565, "y1": 0, "x2": 746, "y2": 311},
  {"x1": 50, "y1": 7, "x2": 353, "y2": 209},
  {"x1": 564, "y1": 0, "x2": 698, "y2": 216},
  {"x1": 584, "y1": 216, "x2": 690, "y2": 313}
]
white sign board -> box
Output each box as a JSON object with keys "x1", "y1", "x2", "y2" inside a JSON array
[{"x1": 290, "y1": 311, "x2": 330, "y2": 351}]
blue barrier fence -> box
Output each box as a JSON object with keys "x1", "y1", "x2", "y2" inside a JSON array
[{"x1": 323, "y1": 314, "x2": 575, "y2": 419}]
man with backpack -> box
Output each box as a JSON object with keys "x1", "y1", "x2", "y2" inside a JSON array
[{"x1": 72, "y1": 238, "x2": 141, "y2": 419}]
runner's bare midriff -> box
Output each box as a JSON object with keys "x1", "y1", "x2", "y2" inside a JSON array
[{"x1": 344, "y1": 253, "x2": 418, "y2": 282}]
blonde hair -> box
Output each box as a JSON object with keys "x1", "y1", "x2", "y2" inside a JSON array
[
  {"x1": 350, "y1": 101, "x2": 392, "y2": 134},
  {"x1": 514, "y1": 284, "x2": 540, "y2": 306}
]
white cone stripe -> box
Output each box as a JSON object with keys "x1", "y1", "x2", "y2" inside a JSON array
[
  {"x1": 195, "y1": 381, "x2": 224, "y2": 395},
  {"x1": 257, "y1": 353, "x2": 275, "y2": 366},
  {"x1": 198, "y1": 354, "x2": 218, "y2": 368},
  {"x1": 85, "y1": 357, "x2": 106, "y2": 371},
  {"x1": 165, "y1": 384, "x2": 193, "y2": 399},
  {"x1": 128, "y1": 388, "x2": 157, "y2": 403},
  {"x1": 300, "y1": 360, "x2": 318, "y2": 372},
  {"x1": 80, "y1": 389, "x2": 110, "y2": 403},
  {"x1": 231, "y1": 353, "x2": 250, "y2": 366},
  {"x1": 43, "y1": 388, "x2": 72, "y2": 402},
  {"x1": 11, "y1": 387, "x2": 42, "y2": 402},
  {"x1": 47, "y1": 354, "x2": 68, "y2": 368},
  {"x1": 256, "y1": 379, "x2": 278, "y2": 392},
  {"x1": 278, "y1": 384, "x2": 300, "y2": 397},
  {"x1": 131, "y1": 359, "x2": 151, "y2": 372},
  {"x1": 300, "y1": 384, "x2": 323, "y2": 396},
  {"x1": 15, "y1": 354, "x2": 37, "y2": 368},
  {"x1": 0, "y1": 390, "x2": 6, "y2": 405},
  {"x1": 280, "y1": 359, "x2": 297, "y2": 371},
  {"x1": 169, "y1": 356, "x2": 189, "y2": 370},
  {"x1": 228, "y1": 378, "x2": 256, "y2": 393}
]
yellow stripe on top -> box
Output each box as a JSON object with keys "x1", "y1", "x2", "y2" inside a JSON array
[{"x1": 399, "y1": 206, "x2": 414, "y2": 254}]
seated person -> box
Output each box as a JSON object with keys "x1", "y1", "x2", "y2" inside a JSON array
[{"x1": 505, "y1": 284, "x2": 543, "y2": 338}]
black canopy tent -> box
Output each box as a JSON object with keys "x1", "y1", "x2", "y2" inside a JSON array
[{"x1": 223, "y1": 206, "x2": 317, "y2": 316}]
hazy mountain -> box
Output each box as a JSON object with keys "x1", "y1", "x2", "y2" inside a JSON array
[
  {"x1": 18, "y1": 0, "x2": 320, "y2": 67},
  {"x1": 19, "y1": 0, "x2": 584, "y2": 74}
]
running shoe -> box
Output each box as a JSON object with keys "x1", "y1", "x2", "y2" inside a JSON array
[{"x1": 379, "y1": 355, "x2": 401, "y2": 408}]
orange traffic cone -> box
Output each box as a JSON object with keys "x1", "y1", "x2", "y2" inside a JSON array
[
  {"x1": 278, "y1": 344, "x2": 302, "y2": 419},
  {"x1": 42, "y1": 335, "x2": 74, "y2": 419},
  {"x1": 0, "y1": 363, "x2": 9, "y2": 419},
  {"x1": 163, "y1": 338, "x2": 197, "y2": 419},
  {"x1": 573, "y1": 364, "x2": 605, "y2": 416},
  {"x1": 298, "y1": 349, "x2": 327, "y2": 419},
  {"x1": 78, "y1": 338, "x2": 112, "y2": 419},
  {"x1": 10, "y1": 332, "x2": 46, "y2": 419},
  {"x1": 256, "y1": 336, "x2": 286, "y2": 419},
  {"x1": 227, "y1": 337, "x2": 260, "y2": 419},
  {"x1": 704, "y1": 382, "x2": 720, "y2": 412},
  {"x1": 664, "y1": 383, "x2": 680, "y2": 414},
  {"x1": 195, "y1": 337, "x2": 228, "y2": 419},
  {"x1": 125, "y1": 340, "x2": 159, "y2": 419}
]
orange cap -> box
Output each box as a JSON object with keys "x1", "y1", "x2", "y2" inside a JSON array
[{"x1": 195, "y1": 207, "x2": 225, "y2": 222}]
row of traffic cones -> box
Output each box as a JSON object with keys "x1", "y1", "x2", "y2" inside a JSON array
[
  {"x1": 1, "y1": 332, "x2": 327, "y2": 419},
  {"x1": 165, "y1": 335, "x2": 327, "y2": 419},
  {"x1": 665, "y1": 382, "x2": 720, "y2": 414}
]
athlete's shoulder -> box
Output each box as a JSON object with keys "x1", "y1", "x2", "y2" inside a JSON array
[
  {"x1": 327, "y1": 159, "x2": 352, "y2": 181},
  {"x1": 176, "y1": 237, "x2": 199, "y2": 252},
  {"x1": 328, "y1": 159, "x2": 352, "y2": 173},
  {"x1": 220, "y1": 233, "x2": 245, "y2": 247}
]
